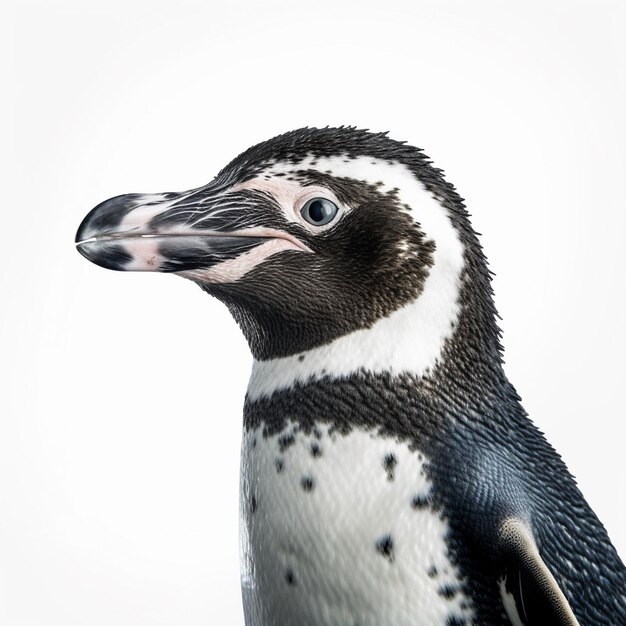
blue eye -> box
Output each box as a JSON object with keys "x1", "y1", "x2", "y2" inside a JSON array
[{"x1": 300, "y1": 198, "x2": 338, "y2": 226}]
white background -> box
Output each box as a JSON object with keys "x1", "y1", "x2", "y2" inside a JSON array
[{"x1": 2, "y1": 1, "x2": 625, "y2": 624}]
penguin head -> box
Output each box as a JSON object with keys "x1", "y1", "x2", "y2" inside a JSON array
[{"x1": 77, "y1": 127, "x2": 491, "y2": 363}]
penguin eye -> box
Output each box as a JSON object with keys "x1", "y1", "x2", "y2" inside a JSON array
[{"x1": 300, "y1": 198, "x2": 338, "y2": 226}]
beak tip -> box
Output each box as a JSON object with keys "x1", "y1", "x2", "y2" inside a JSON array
[
  {"x1": 75, "y1": 239, "x2": 134, "y2": 271},
  {"x1": 75, "y1": 224, "x2": 88, "y2": 246}
]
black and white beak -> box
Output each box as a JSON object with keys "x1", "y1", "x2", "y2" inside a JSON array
[{"x1": 75, "y1": 188, "x2": 302, "y2": 274}]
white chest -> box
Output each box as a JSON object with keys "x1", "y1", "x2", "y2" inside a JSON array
[{"x1": 239, "y1": 421, "x2": 473, "y2": 626}]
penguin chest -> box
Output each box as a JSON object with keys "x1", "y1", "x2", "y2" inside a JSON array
[{"x1": 239, "y1": 421, "x2": 473, "y2": 626}]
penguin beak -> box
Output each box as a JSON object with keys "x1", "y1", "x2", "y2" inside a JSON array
[{"x1": 75, "y1": 188, "x2": 301, "y2": 274}]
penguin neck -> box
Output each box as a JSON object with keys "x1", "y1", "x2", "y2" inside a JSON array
[
  {"x1": 243, "y1": 307, "x2": 511, "y2": 446},
  {"x1": 246, "y1": 266, "x2": 505, "y2": 404}
]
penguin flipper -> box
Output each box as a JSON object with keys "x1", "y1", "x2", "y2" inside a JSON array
[{"x1": 498, "y1": 517, "x2": 580, "y2": 626}]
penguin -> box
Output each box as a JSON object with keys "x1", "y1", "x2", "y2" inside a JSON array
[{"x1": 76, "y1": 127, "x2": 626, "y2": 626}]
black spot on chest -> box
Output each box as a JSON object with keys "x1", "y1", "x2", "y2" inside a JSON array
[
  {"x1": 375, "y1": 534, "x2": 394, "y2": 563},
  {"x1": 412, "y1": 493, "x2": 431, "y2": 510},
  {"x1": 438, "y1": 584, "x2": 459, "y2": 600},
  {"x1": 383, "y1": 452, "x2": 397, "y2": 481},
  {"x1": 278, "y1": 433, "x2": 295, "y2": 452},
  {"x1": 285, "y1": 567, "x2": 296, "y2": 586}
]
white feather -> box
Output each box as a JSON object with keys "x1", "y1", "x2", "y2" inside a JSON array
[{"x1": 240, "y1": 424, "x2": 473, "y2": 626}]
